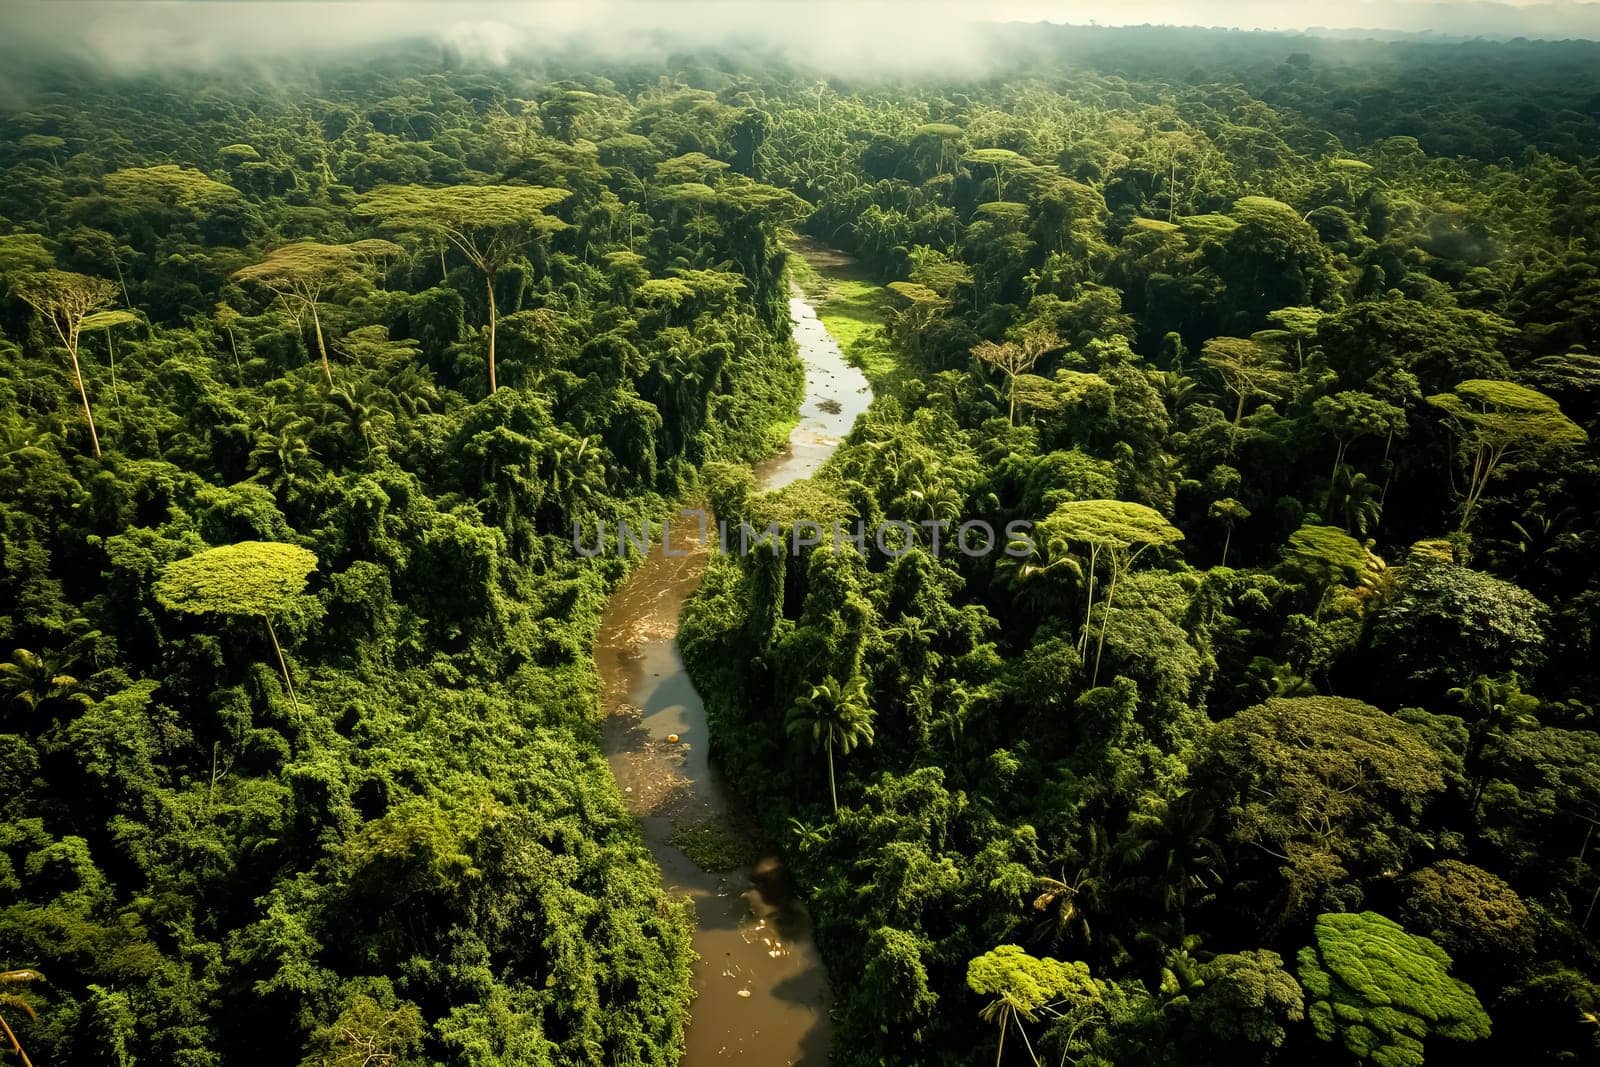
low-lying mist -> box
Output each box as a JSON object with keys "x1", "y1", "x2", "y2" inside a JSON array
[{"x1": 3, "y1": 0, "x2": 1600, "y2": 81}]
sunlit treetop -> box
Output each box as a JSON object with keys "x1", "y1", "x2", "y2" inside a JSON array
[
  {"x1": 1282, "y1": 523, "x2": 1374, "y2": 587},
  {"x1": 354, "y1": 184, "x2": 570, "y2": 241},
  {"x1": 1426, "y1": 379, "x2": 1586, "y2": 463},
  {"x1": 886, "y1": 281, "x2": 946, "y2": 308},
  {"x1": 1129, "y1": 216, "x2": 1182, "y2": 234},
  {"x1": 104, "y1": 164, "x2": 246, "y2": 208},
  {"x1": 153, "y1": 541, "x2": 318, "y2": 618},
  {"x1": 232, "y1": 241, "x2": 363, "y2": 290},
  {"x1": 963, "y1": 148, "x2": 1031, "y2": 167},
  {"x1": 1041, "y1": 499, "x2": 1185, "y2": 554},
  {"x1": 79, "y1": 309, "x2": 139, "y2": 333},
  {"x1": 0, "y1": 233, "x2": 53, "y2": 276},
  {"x1": 1232, "y1": 195, "x2": 1301, "y2": 222},
  {"x1": 1297, "y1": 911, "x2": 1489, "y2": 1067},
  {"x1": 655, "y1": 152, "x2": 730, "y2": 185},
  {"x1": 974, "y1": 201, "x2": 1030, "y2": 223},
  {"x1": 1177, "y1": 213, "x2": 1242, "y2": 241}
]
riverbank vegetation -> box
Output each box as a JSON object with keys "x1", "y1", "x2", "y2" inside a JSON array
[
  {"x1": 0, "y1": 58, "x2": 806, "y2": 1065},
  {"x1": 2, "y1": 17, "x2": 1600, "y2": 1067},
  {"x1": 680, "y1": 24, "x2": 1600, "y2": 1067}
]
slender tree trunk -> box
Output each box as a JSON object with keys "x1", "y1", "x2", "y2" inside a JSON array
[
  {"x1": 110, "y1": 248, "x2": 133, "y2": 313},
  {"x1": 995, "y1": 1012, "x2": 1006, "y2": 1067},
  {"x1": 1233, "y1": 390, "x2": 1246, "y2": 427},
  {"x1": 206, "y1": 741, "x2": 219, "y2": 816},
  {"x1": 1325, "y1": 440, "x2": 1348, "y2": 513},
  {"x1": 265, "y1": 616, "x2": 301, "y2": 716},
  {"x1": 1079, "y1": 544, "x2": 1099, "y2": 658},
  {"x1": 310, "y1": 302, "x2": 332, "y2": 387},
  {"x1": 485, "y1": 270, "x2": 499, "y2": 394},
  {"x1": 225, "y1": 325, "x2": 244, "y2": 384},
  {"x1": 0, "y1": 1011, "x2": 34, "y2": 1067},
  {"x1": 67, "y1": 340, "x2": 102, "y2": 458},
  {"x1": 827, "y1": 733, "x2": 838, "y2": 813},
  {"x1": 1221, "y1": 525, "x2": 1233, "y2": 567},
  {"x1": 1168, "y1": 157, "x2": 1177, "y2": 222},
  {"x1": 1460, "y1": 444, "x2": 1500, "y2": 530},
  {"x1": 107, "y1": 330, "x2": 122, "y2": 412},
  {"x1": 1092, "y1": 564, "x2": 1121, "y2": 687},
  {"x1": 1378, "y1": 424, "x2": 1396, "y2": 511}
]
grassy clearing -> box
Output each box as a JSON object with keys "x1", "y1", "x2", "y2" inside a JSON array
[
  {"x1": 785, "y1": 235, "x2": 913, "y2": 396},
  {"x1": 668, "y1": 821, "x2": 762, "y2": 872}
]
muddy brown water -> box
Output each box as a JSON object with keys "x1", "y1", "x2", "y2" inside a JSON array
[{"x1": 594, "y1": 283, "x2": 872, "y2": 1064}]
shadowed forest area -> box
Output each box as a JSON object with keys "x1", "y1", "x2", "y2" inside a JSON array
[{"x1": 1, "y1": 15, "x2": 1600, "y2": 1067}]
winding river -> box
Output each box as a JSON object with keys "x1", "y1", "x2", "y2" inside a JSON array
[{"x1": 594, "y1": 278, "x2": 872, "y2": 1064}]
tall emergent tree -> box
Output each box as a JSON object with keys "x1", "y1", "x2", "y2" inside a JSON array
[
  {"x1": 1038, "y1": 499, "x2": 1184, "y2": 685},
  {"x1": 356, "y1": 185, "x2": 569, "y2": 393},
  {"x1": 1201, "y1": 336, "x2": 1291, "y2": 428},
  {"x1": 154, "y1": 541, "x2": 319, "y2": 715},
  {"x1": 232, "y1": 241, "x2": 399, "y2": 386},
  {"x1": 973, "y1": 329, "x2": 1061, "y2": 425},
  {"x1": 78, "y1": 308, "x2": 139, "y2": 413},
  {"x1": 786, "y1": 675, "x2": 875, "y2": 813},
  {"x1": 966, "y1": 945, "x2": 1090, "y2": 1067},
  {"x1": 14, "y1": 270, "x2": 118, "y2": 457},
  {"x1": 1426, "y1": 379, "x2": 1586, "y2": 530}
]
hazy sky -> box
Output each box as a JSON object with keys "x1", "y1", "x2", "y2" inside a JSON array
[{"x1": 3, "y1": 1, "x2": 1599, "y2": 74}]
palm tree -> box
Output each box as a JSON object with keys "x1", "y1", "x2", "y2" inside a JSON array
[
  {"x1": 786, "y1": 675, "x2": 875, "y2": 813},
  {"x1": 324, "y1": 382, "x2": 377, "y2": 456},
  {"x1": 995, "y1": 529, "x2": 1084, "y2": 616},
  {"x1": 248, "y1": 406, "x2": 318, "y2": 497},
  {"x1": 1115, "y1": 791, "x2": 1225, "y2": 915},
  {"x1": 1326, "y1": 467, "x2": 1382, "y2": 536},
  {"x1": 1032, "y1": 870, "x2": 1096, "y2": 949},
  {"x1": 0, "y1": 648, "x2": 92, "y2": 723},
  {"x1": 0, "y1": 968, "x2": 43, "y2": 1067}
]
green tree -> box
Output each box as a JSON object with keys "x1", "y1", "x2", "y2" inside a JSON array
[
  {"x1": 1209, "y1": 497, "x2": 1250, "y2": 566},
  {"x1": 1037, "y1": 499, "x2": 1184, "y2": 685},
  {"x1": 77, "y1": 309, "x2": 138, "y2": 415},
  {"x1": 786, "y1": 675, "x2": 875, "y2": 813},
  {"x1": 967, "y1": 945, "x2": 1092, "y2": 1067},
  {"x1": 233, "y1": 241, "x2": 398, "y2": 386},
  {"x1": 972, "y1": 329, "x2": 1060, "y2": 425},
  {"x1": 1201, "y1": 336, "x2": 1290, "y2": 429},
  {"x1": 1280, "y1": 523, "x2": 1373, "y2": 617},
  {"x1": 356, "y1": 185, "x2": 569, "y2": 394},
  {"x1": 1297, "y1": 911, "x2": 1490, "y2": 1067},
  {"x1": 1312, "y1": 391, "x2": 1405, "y2": 512},
  {"x1": 1368, "y1": 553, "x2": 1548, "y2": 693},
  {"x1": 14, "y1": 270, "x2": 118, "y2": 457},
  {"x1": 1426, "y1": 379, "x2": 1586, "y2": 530},
  {"x1": 153, "y1": 541, "x2": 318, "y2": 715},
  {"x1": 1192, "y1": 698, "x2": 1445, "y2": 928},
  {"x1": 1398, "y1": 860, "x2": 1534, "y2": 968}
]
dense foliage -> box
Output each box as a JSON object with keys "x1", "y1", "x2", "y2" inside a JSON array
[
  {"x1": 675, "y1": 23, "x2": 1600, "y2": 1067},
  {"x1": 5, "y1": 18, "x2": 1600, "y2": 1067},
  {"x1": 0, "y1": 53, "x2": 808, "y2": 1065}
]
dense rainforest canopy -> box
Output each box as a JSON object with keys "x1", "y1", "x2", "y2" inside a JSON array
[{"x1": 1, "y1": 17, "x2": 1600, "y2": 1067}]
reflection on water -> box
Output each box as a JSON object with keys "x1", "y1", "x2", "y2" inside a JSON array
[
  {"x1": 595, "y1": 280, "x2": 870, "y2": 1064},
  {"x1": 753, "y1": 293, "x2": 873, "y2": 491}
]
